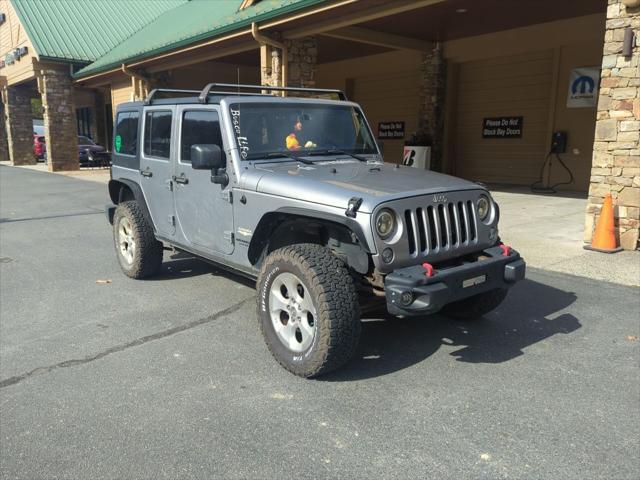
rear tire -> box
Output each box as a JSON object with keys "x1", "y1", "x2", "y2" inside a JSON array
[
  {"x1": 113, "y1": 201, "x2": 163, "y2": 279},
  {"x1": 441, "y1": 288, "x2": 508, "y2": 320},
  {"x1": 256, "y1": 244, "x2": 361, "y2": 378}
]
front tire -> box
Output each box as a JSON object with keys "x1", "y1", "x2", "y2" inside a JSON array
[
  {"x1": 257, "y1": 244, "x2": 361, "y2": 378},
  {"x1": 441, "y1": 288, "x2": 508, "y2": 320},
  {"x1": 113, "y1": 201, "x2": 163, "y2": 279}
]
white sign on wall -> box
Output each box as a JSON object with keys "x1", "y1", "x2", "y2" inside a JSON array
[
  {"x1": 567, "y1": 67, "x2": 600, "y2": 108},
  {"x1": 402, "y1": 146, "x2": 431, "y2": 169}
]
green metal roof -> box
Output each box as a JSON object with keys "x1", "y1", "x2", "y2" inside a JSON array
[
  {"x1": 11, "y1": 0, "x2": 188, "y2": 63},
  {"x1": 75, "y1": 0, "x2": 326, "y2": 78}
]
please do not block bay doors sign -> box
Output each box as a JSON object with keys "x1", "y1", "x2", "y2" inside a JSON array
[
  {"x1": 482, "y1": 117, "x2": 523, "y2": 138},
  {"x1": 567, "y1": 67, "x2": 599, "y2": 108}
]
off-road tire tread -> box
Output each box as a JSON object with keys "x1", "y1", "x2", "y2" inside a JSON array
[
  {"x1": 257, "y1": 244, "x2": 361, "y2": 378},
  {"x1": 442, "y1": 288, "x2": 508, "y2": 320},
  {"x1": 114, "y1": 201, "x2": 163, "y2": 279}
]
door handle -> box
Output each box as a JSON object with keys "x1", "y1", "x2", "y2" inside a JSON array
[
  {"x1": 140, "y1": 168, "x2": 153, "y2": 177},
  {"x1": 173, "y1": 174, "x2": 189, "y2": 185}
]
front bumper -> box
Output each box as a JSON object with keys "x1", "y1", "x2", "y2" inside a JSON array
[{"x1": 385, "y1": 246, "x2": 525, "y2": 316}]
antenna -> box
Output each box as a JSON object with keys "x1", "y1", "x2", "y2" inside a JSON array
[{"x1": 237, "y1": 67, "x2": 240, "y2": 95}]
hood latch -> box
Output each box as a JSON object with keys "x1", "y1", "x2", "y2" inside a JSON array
[{"x1": 345, "y1": 197, "x2": 363, "y2": 218}]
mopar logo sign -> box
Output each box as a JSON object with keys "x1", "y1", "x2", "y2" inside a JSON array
[
  {"x1": 572, "y1": 76, "x2": 595, "y2": 95},
  {"x1": 567, "y1": 67, "x2": 599, "y2": 108}
]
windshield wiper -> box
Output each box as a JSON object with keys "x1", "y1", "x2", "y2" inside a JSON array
[
  {"x1": 307, "y1": 149, "x2": 368, "y2": 162},
  {"x1": 263, "y1": 151, "x2": 314, "y2": 165}
]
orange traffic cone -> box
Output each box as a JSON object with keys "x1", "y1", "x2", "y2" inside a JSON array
[{"x1": 584, "y1": 193, "x2": 623, "y2": 253}]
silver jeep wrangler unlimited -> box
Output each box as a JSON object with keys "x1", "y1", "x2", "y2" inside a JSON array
[{"x1": 107, "y1": 84, "x2": 525, "y2": 377}]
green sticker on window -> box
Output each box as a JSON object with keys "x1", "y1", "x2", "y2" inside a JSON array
[{"x1": 115, "y1": 135, "x2": 122, "y2": 153}]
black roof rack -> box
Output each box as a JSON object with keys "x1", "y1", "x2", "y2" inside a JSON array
[
  {"x1": 198, "y1": 83, "x2": 347, "y2": 103},
  {"x1": 145, "y1": 84, "x2": 347, "y2": 105},
  {"x1": 144, "y1": 88, "x2": 199, "y2": 105}
]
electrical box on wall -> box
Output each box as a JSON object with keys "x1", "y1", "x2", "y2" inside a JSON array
[{"x1": 551, "y1": 131, "x2": 567, "y2": 154}]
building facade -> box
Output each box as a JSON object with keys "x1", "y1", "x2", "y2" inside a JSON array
[{"x1": 1, "y1": 0, "x2": 638, "y2": 249}]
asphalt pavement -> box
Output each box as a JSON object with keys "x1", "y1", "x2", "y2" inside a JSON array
[{"x1": 1, "y1": 165, "x2": 639, "y2": 480}]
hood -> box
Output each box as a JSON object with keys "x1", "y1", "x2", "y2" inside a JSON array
[{"x1": 241, "y1": 159, "x2": 482, "y2": 213}]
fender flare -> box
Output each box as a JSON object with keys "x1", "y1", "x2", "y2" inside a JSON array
[
  {"x1": 276, "y1": 207, "x2": 372, "y2": 252},
  {"x1": 108, "y1": 178, "x2": 155, "y2": 232},
  {"x1": 247, "y1": 206, "x2": 374, "y2": 267}
]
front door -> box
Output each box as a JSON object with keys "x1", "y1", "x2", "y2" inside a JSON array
[
  {"x1": 173, "y1": 106, "x2": 234, "y2": 255},
  {"x1": 139, "y1": 106, "x2": 176, "y2": 237}
]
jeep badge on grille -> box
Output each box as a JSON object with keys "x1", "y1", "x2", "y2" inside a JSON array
[{"x1": 432, "y1": 194, "x2": 448, "y2": 203}]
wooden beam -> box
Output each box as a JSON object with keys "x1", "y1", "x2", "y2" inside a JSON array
[
  {"x1": 283, "y1": 0, "x2": 446, "y2": 39},
  {"x1": 322, "y1": 26, "x2": 432, "y2": 51}
]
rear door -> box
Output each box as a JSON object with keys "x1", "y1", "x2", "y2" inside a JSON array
[
  {"x1": 173, "y1": 105, "x2": 234, "y2": 255},
  {"x1": 139, "y1": 106, "x2": 176, "y2": 237}
]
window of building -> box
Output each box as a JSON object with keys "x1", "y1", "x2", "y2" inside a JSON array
[
  {"x1": 114, "y1": 111, "x2": 139, "y2": 156},
  {"x1": 180, "y1": 110, "x2": 223, "y2": 162},
  {"x1": 144, "y1": 110, "x2": 172, "y2": 159},
  {"x1": 76, "y1": 107, "x2": 92, "y2": 138}
]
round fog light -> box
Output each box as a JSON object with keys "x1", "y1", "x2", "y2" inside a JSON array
[
  {"x1": 381, "y1": 248, "x2": 394, "y2": 263},
  {"x1": 400, "y1": 291, "x2": 414, "y2": 306}
]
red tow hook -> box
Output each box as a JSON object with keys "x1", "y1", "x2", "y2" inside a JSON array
[
  {"x1": 499, "y1": 243, "x2": 511, "y2": 257},
  {"x1": 422, "y1": 262, "x2": 435, "y2": 277}
]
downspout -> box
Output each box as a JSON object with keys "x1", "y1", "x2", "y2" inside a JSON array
[
  {"x1": 251, "y1": 22, "x2": 287, "y2": 95},
  {"x1": 121, "y1": 64, "x2": 151, "y2": 100}
]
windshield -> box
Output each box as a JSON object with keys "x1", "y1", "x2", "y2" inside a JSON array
[
  {"x1": 228, "y1": 102, "x2": 377, "y2": 160},
  {"x1": 78, "y1": 136, "x2": 95, "y2": 145}
]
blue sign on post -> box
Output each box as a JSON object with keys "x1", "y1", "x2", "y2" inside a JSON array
[{"x1": 567, "y1": 67, "x2": 599, "y2": 108}]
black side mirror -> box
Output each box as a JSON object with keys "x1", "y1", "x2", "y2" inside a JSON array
[{"x1": 191, "y1": 144, "x2": 224, "y2": 170}]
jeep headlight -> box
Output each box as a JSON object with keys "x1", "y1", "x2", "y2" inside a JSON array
[
  {"x1": 375, "y1": 208, "x2": 396, "y2": 240},
  {"x1": 477, "y1": 195, "x2": 490, "y2": 221}
]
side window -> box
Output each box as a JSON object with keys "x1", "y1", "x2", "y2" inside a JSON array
[
  {"x1": 114, "y1": 111, "x2": 139, "y2": 156},
  {"x1": 180, "y1": 110, "x2": 223, "y2": 162},
  {"x1": 144, "y1": 110, "x2": 172, "y2": 159}
]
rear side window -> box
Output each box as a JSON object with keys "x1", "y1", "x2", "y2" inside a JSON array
[
  {"x1": 114, "y1": 111, "x2": 139, "y2": 156},
  {"x1": 144, "y1": 110, "x2": 172, "y2": 159},
  {"x1": 180, "y1": 110, "x2": 223, "y2": 162}
]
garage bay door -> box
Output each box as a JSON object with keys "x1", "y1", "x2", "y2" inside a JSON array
[{"x1": 453, "y1": 50, "x2": 553, "y2": 185}]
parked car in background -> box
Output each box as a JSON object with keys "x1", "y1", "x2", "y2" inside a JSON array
[
  {"x1": 33, "y1": 134, "x2": 111, "y2": 167},
  {"x1": 78, "y1": 136, "x2": 111, "y2": 167},
  {"x1": 33, "y1": 135, "x2": 46, "y2": 160}
]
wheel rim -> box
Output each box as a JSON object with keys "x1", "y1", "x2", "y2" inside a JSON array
[
  {"x1": 117, "y1": 217, "x2": 136, "y2": 265},
  {"x1": 269, "y1": 272, "x2": 317, "y2": 353}
]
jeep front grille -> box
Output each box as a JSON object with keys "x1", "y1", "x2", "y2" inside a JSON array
[{"x1": 404, "y1": 201, "x2": 478, "y2": 256}]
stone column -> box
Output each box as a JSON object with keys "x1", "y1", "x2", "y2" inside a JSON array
[
  {"x1": 38, "y1": 65, "x2": 79, "y2": 171},
  {"x1": 259, "y1": 36, "x2": 317, "y2": 93},
  {"x1": 585, "y1": 0, "x2": 640, "y2": 250},
  {"x1": 0, "y1": 101, "x2": 9, "y2": 162},
  {"x1": 284, "y1": 36, "x2": 317, "y2": 88},
  {"x1": 418, "y1": 42, "x2": 447, "y2": 172},
  {"x1": 2, "y1": 85, "x2": 35, "y2": 165}
]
